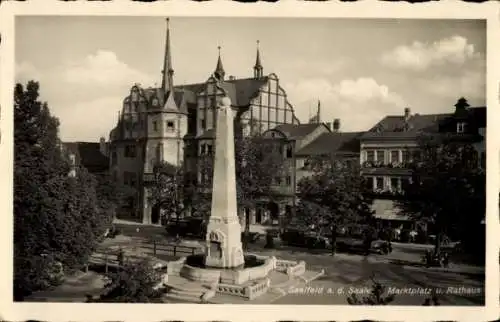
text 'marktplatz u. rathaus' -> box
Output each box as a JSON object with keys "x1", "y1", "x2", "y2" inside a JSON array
[{"x1": 108, "y1": 18, "x2": 302, "y2": 225}]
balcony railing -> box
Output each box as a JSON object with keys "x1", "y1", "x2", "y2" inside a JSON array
[{"x1": 362, "y1": 161, "x2": 412, "y2": 169}]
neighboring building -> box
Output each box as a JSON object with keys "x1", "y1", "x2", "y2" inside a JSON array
[
  {"x1": 107, "y1": 19, "x2": 300, "y2": 225},
  {"x1": 62, "y1": 141, "x2": 110, "y2": 178},
  {"x1": 360, "y1": 98, "x2": 486, "y2": 231},
  {"x1": 256, "y1": 119, "x2": 362, "y2": 227}
]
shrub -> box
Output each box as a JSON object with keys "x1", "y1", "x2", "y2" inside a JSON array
[
  {"x1": 96, "y1": 259, "x2": 164, "y2": 303},
  {"x1": 347, "y1": 275, "x2": 395, "y2": 305}
]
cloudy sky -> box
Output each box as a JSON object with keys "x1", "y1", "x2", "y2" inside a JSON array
[{"x1": 15, "y1": 16, "x2": 486, "y2": 142}]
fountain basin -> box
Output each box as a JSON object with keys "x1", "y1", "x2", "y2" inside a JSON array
[{"x1": 179, "y1": 253, "x2": 275, "y2": 285}]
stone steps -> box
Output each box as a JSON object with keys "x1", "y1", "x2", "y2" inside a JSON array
[{"x1": 163, "y1": 292, "x2": 203, "y2": 303}]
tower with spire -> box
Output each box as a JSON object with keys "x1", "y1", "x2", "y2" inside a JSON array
[
  {"x1": 214, "y1": 46, "x2": 225, "y2": 81},
  {"x1": 161, "y1": 18, "x2": 175, "y2": 96},
  {"x1": 108, "y1": 19, "x2": 302, "y2": 226},
  {"x1": 254, "y1": 40, "x2": 263, "y2": 79},
  {"x1": 140, "y1": 18, "x2": 188, "y2": 223}
]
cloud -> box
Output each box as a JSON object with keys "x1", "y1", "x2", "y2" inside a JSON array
[
  {"x1": 381, "y1": 36, "x2": 480, "y2": 71},
  {"x1": 15, "y1": 61, "x2": 43, "y2": 83},
  {"x1": 285, "y1": 77, "x2": 406, "y2": 131},
  {"x1": 54, "y1": 96, "x2": 123, "y2": 141},
  {"x1": 63, "y1": 50, "x2": 155, "y2": 87},
  {"x1": 419, "y1": 66, "x2": 485, "y2": 102},
  {"x1": 15, "y1": 51, "x2": 158, "y2": 141}
]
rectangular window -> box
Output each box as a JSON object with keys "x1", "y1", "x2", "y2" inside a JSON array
[
  {"x1": 376, "y1": 150, "x2": 385, "y2": 163},
  {"x1": 366, "y1": 150, "x2": 375, "y2": 162},
  {"x1": 457, "y1": 122, "x2": 466, "y2": 133},
  {"x1": 153, "y1": 121, "x2": 158, "y2": 132},
  {"x1": 201, "y1": 119, "x2": 206, "y2": 129},
  {"x1": 286, "y1": 176, "x2": 291, "y2": 186},
  {"x1": 413, "y1": 150, "x2": 421, "y2": 161},
  {"x1": 261, "y1": 92, "x2": 268, "y2": 107},
  {"x1": 166, "y1": 121, "x2": 175, "y2": 132},
  {"x1": 275, "y1": 176, "x2": 282, "y2": 185},
  {"x1": 130, "y1": 173, "x2": 137, "y2": 187},
  {"x1": 286, "y1": 145, "x2": 293, "y2": 159},
  {"x1": 365, "y1": 177, "x2": 373, "y2": 190},
  {"x1": 390, "y1": 150, "x2": 399, "y2": 163},
  {"x1": 207, "y1": 145, "x2": 213, "y2": 155},
  {"x1": 480, "y1": 151, "x2": 486, "y2": 169},
  {"x1": 401, "y1": 150, "x2": 409, "y2": 163},
  {"x1": 376, "y1": 177, "x2": 384, "y2": 190},
  {"x1": 124, "y1": 145, "x2": 136, "y2": 158},
  {"x1": 390, "y1": 178, "x2": 399, "y2": 191}
]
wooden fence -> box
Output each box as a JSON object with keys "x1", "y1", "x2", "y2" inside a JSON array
[
  {"x1": 145, "y1": 239, "x2": 202, "y2": 257},
  {"x1": 87, "y1": 240, "x2": 202, "y2": 273}
]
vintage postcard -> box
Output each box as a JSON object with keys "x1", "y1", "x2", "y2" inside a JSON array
[{"x1": 0, "y1": 1, "x2": 499, "y2": 321}]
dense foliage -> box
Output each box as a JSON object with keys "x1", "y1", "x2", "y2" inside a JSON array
[
  {"x1": 346, "y1": 275, "x2": 395, "y2": 305},
  {"x1": 95, "y1": 259, "x2": 163, "y2": 303},
  {"x1": 175, "y1": 125, "x2": 284, "y2": 231},
  {"x1": 398, "y1": 133, "x2": 486, "y2": 259},
  {"x1": 296, "y1": 156, "x2": 374, "y2": 254},
  {"x1": 14, "y1": 81, "x2": 115, "y2": 300}
]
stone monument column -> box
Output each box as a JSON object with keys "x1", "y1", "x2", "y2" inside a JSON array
[{"x1": 204, "y1": 94, "x2": 245, "y2": 268}]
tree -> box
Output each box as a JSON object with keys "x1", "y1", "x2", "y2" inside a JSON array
[
  {"x1": 347, "y1": 275, "x2": 395, "y2": 305},
  {"x1": 398, "y1": 134, "x2": 485, "y2": 258},
  {"x1": 94, "y1": 259, "x2": 164, "y2": 303},
  {"x1": 195, "y1": 132, "x2": 284, "y2": 242},
  {"x1": 14, "y1": 81, "x2": 114, "y2": 300},
  {"x1": 296, "y1": 156, "x2": 374, "y2": 255}
]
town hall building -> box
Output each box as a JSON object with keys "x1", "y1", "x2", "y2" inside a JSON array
[{"x1": 107, "y1": 18, "x2": 301, "y2": 225}]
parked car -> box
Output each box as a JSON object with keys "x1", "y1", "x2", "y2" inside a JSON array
[
  {"x1": 165, "y1": 217, "x2": 206, "y2": 238},
  {"x1": 336, "y1": 235, "x2": 391, "y2": 255},
  {"x1": 281, "y1": 228, "x2": 330, "y2": 249}
]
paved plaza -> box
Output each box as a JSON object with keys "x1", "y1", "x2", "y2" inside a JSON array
[{"x1": 26, "y1": 221, "x2": 484, "y2": 305}]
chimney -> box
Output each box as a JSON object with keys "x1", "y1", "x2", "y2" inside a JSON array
[
  {"x1": 333, "y1": 119, "x2": 340, "y2": 132},
  {"x1": 404, "y1": 107, "x2": 411, "y2": 121},
  {"x1": 99, "y1": 137, "x2": 107, "y2": 156}
]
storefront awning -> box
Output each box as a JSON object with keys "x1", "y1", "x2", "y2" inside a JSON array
[{"x1": 371, "y1": 199, "x2": 411, "y2": 221}]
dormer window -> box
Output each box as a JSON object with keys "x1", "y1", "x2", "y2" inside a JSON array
[{"x1": 457, "y1": 122, "x2": 466, "y2": 133}]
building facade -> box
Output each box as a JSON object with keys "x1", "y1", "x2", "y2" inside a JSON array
[
  {"x1": 360, "y1": 98, "x2": 486, "y2": 231},
  {"x1": 107, "y1": 19, "x2": 302, "y2": 224}
]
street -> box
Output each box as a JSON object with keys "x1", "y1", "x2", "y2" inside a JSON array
[{"x1": 111, "y1": 222, "x2": 484, "y2": 306}]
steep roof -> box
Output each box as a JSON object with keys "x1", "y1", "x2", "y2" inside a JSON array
[
  {"x1": 363, "y1": 106, "x2": 486, "y2": 140},
  {"x1": 296, "y1": 132, "x2": 362, "y2": 156},
  {"x1": 273, "y1": 123, "x2": 322, "y2": 140},
  {"x1": 63, "y1": 142, "x2": 109, "y2": 174},
  {"x1": 173, "y1": 77, "x2": 269, "y2": 107},
  {"x1": 362, "y1": 113, "x2": 451, "y2": 140},
  {"x1": 196, "y1": 129, "x2": 216, "y2": 139}
]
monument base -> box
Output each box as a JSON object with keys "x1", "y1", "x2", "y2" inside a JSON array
[{"x1": 164, "y1": 253, "x2": 324, "y2": 302}]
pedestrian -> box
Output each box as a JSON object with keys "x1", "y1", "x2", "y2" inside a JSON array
[
  {"x1": 443, "y1": 252, "x2": 449, "y2": 268},
  {"x1": 117, "y1": 248, "x2": 124, "y2": 267}
]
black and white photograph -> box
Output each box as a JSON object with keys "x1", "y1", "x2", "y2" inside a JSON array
[{"x1": 1, "y1": 3, "x2": 499, "y2": 322}]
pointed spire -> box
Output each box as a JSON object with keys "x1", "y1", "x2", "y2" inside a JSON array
[
  {"x1": 254, "y1": 40, "x2": 263, "y2": 79},
  {"x1": 214, "y1": 46, "x2": 225, "y2": 81},
  {"x1": 161, "y1": 18, "x2": 174, "y2": 95}
]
